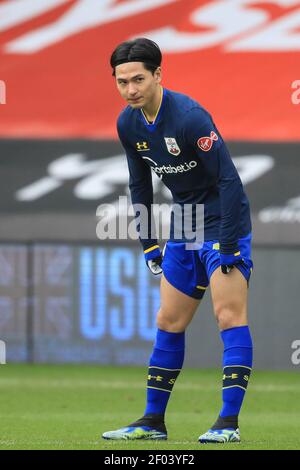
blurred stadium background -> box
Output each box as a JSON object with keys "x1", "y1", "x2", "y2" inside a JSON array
[{"x1": 0, "y1": 0, "x2": 300, "y2": 450}]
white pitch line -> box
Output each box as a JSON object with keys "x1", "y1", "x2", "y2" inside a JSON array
[{"x1": 0, "y1": 378, "x2": 299, "y2": 392}]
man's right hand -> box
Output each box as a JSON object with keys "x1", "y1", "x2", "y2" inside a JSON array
[{"x1": 144, "y1": 245, "x2": 163, "y2": 275}]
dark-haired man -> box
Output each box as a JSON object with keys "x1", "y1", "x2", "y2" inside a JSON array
[{"x1": 103, "y1": 38, "x2": 253, "y2": 444}]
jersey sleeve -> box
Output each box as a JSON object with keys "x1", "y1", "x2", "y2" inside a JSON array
[
  {"x1": 182, "y1": 107, "x2": 243, "y2": 254},
  {"x1": 117, "y1": 116, "x2": 159, "y2": 253}
]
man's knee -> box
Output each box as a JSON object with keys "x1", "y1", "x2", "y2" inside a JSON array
[
  {"x1": 214, "y1": 301, "x2": 247, "y2": 331},
  {"x1": 156, "y1": 307, "x2": 187, "y2": 333}
]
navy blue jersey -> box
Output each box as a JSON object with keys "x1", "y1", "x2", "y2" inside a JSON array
[{"x1": 117, "y1": 87, "x2": 251, "y2": 254}]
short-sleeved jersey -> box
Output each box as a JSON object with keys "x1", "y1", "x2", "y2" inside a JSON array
[{"x1": 117, "y1": 87, "x2": 251, "y2": 254}]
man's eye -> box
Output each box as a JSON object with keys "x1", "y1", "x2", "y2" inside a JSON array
[{"x1": 136, "y1": 78, "x2": 144, "y2": 82}]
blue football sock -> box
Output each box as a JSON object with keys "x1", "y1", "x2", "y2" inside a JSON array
[
  {"x1": 220, "y1": 325, "x2": 253, "y2": 420},
  {"x1": 145, "y1": 328, "x2": 185, "y2": 417}
]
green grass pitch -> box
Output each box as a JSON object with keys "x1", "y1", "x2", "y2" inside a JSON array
[{"x1": 0, "y1": 364, "x2": 299, "y2": 450}]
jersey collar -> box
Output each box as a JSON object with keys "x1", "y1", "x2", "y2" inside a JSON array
[{"x1": 140, "y1": 86, "x2": 166, "y2": 132}]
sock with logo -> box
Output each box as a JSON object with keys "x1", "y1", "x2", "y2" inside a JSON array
[
  {"x1": 212, "y1": 325, "x2": 253, "y2": 430},
  {"x1": 144, "y1": 328, "x2": 185, "y2": 420}
]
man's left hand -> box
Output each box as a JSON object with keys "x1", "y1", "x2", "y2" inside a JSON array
[{"x1": 220, "y1": 251, "x2": 244, "y2": 275}]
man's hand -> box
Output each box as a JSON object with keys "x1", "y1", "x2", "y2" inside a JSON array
[
  {"x1": 220, "y1": 251, "x2": 244, "y2": 275},
  {"x1": 147, "y1": 254, "x2": 163, "y2": 275},
  {"x1": 144, "y1": 245, "x2": 163, "y2": 275}
]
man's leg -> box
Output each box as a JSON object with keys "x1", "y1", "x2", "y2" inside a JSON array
[
  {"x1": 102, "y1": 274, "x2": 201, "y2": 440},
  {"x1": 198, "y1": 267, "x2": 253, "y2": 443},
  {"x1": 144, "y1": 274, "x2": 200, "y2": 416}
]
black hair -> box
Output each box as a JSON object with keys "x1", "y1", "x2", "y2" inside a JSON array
[{"x1": 110, "y1": 37, "x2": 162, "y2": 76}]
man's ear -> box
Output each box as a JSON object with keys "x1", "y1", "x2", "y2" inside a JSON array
[{"x1": 155, "y1": 67, "x2": 162, "y2": 83}]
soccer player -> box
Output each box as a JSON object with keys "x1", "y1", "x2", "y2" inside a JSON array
[{"x1": 102, "y1": 38, "x2": 253, "y2": 443}]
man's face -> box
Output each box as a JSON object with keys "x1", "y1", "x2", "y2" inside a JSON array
[{"x1": 115, "y1": 62, "x2": 161, "y2": 109}]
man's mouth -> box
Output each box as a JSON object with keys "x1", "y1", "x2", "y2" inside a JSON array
[{"x1": 129, "y1": 97, "x2": 142, "y2": 103}]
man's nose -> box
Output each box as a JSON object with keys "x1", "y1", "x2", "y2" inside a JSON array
[{"x1": 128, "y1": 82, "x2": 137, "y2": 96}]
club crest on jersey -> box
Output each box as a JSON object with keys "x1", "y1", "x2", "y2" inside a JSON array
[
  {"x1": 197, "y1": 131, "x2": 218, "y2": 152},
  {"x1": 164, "y1": 137, "x2": 181, "y2": 156}
]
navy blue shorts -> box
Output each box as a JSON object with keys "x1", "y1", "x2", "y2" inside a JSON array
[{"x1": 162, "y1": 233, "x2": 253, "y2": 299}]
